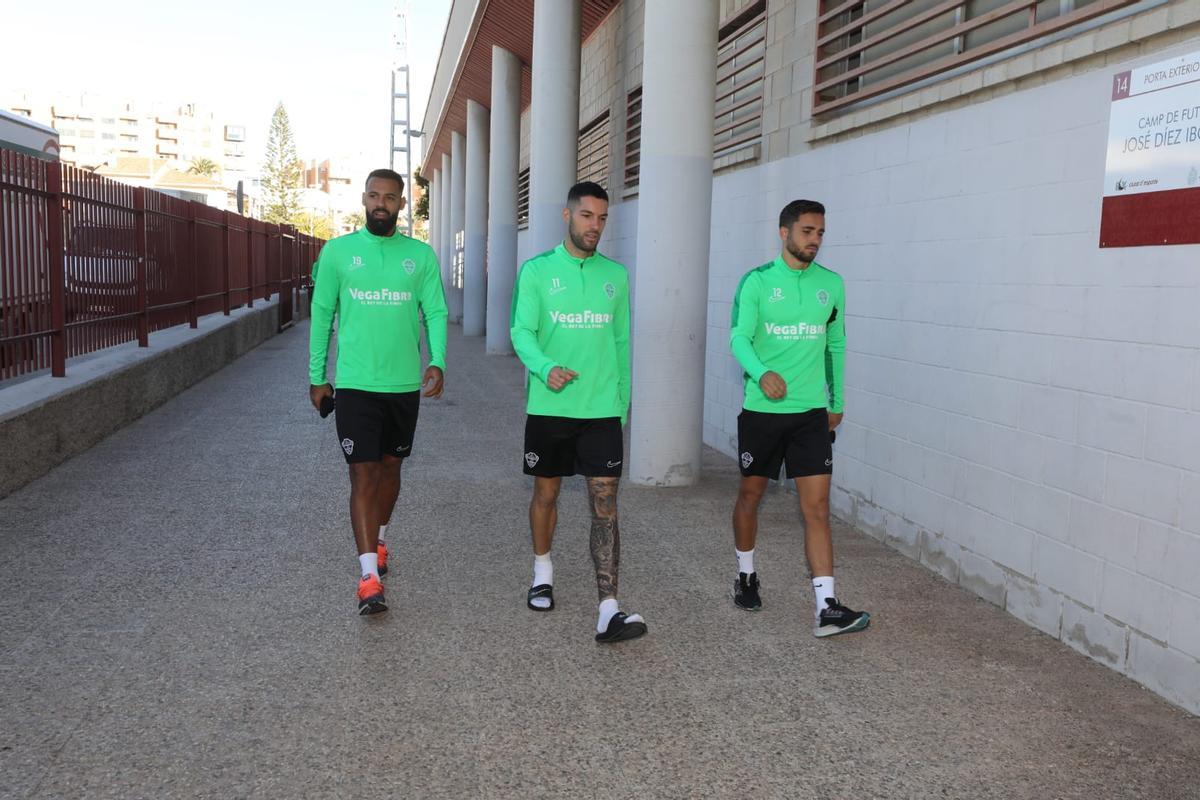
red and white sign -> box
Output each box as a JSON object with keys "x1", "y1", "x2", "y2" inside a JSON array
[{"x1": 1100, "y1": 50, "x2": 1200, "y2": 247}]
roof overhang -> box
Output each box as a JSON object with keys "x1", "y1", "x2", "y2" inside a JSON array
[{"x1": 419, "y1": 0, "x2": 618, "y2": 176}]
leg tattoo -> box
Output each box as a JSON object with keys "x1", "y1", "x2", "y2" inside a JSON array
[{"x1": 586, "y1": 477, "x2": 620, "y2": 602}]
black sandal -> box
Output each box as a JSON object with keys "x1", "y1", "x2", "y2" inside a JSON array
[
  {"x1": 527, "y1": 583, "x2": 554, "y2": 612},
  {"x1": 595, "y1": 611, "x2": 647, "y2": 643}
]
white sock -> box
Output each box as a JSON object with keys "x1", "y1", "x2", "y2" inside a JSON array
[
  {"x1": 736, "y1": 548, "x2": 755, "y2": 575},
  {"x1": 529, "y1": 553, "x2": 553, "y2": 609},
  {"x1": 378, "y1": 524, "x2": 387, "y2": 544},
  {"x1": 597, "y1": 598, "x2": 643, "y2": 632},
  {"x1": 813, "y1": 576, "x2": 835, "y2": 620},
  {"x1": 359, "y1": 553, "x2": 379, "y2": 579}
]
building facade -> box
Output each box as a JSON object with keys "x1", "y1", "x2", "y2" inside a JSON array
[{"x1": 422, "y1": 0, "x2": 1200, "y2": 713}]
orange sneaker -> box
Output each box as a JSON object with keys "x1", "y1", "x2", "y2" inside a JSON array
[
  {"x1": 377, "y1": 540, "x2": 389, "y2": 577},
  {"x1": 357, "y1": 574, "x2": 387, "y2": 615}
]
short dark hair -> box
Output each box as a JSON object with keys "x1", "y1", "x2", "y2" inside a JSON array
[
  {"x1": 567, "y1": 181, "x2": 608, "y2": 205},
  {"x1": 779, "y1": 199, "x2": 825, "y2": 229},
  {"x1": 365, "y1": 168, "x2": 404, "y2": 193}
]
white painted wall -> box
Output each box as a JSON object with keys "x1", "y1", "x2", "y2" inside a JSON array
[{"x1": 700, "y1": 37, "x2": 1200, "y2": 714}]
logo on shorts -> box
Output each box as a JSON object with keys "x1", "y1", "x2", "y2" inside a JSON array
[
  {"x1": 816, "y1": 289, "x2": 830, "y2": 306},
  {"x1": 603, "y1": 282, "x2": 616, "y2": 299},
  {"x1": 606, "y1": 460, "x2": 622, "y2": 468},
  {"x1": 402, "y1": 258, "x2": 416, "y2": 275},
  {"x1": 825, "y1": 458, "x2": 833, "y2": 467},
  {"x1": 768, "y1": 287, "x2": 785, "y2": 303},
  {"x1": 741, "y1": 452, "x2": 754, "y2": 469},
  {"x1": 341, "y1": 438, "x2": 355, "y2": 455},
  {"x1": 396, "y1": 444, "x2": 411, "y2": 453},
  {"x1": 525, "y1": 451, "x2": 540, "y2": 468}
]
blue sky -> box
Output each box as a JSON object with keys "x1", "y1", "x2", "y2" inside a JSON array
[{"x1": 4, "y1": 0, "x2": 451, "y2": 171}]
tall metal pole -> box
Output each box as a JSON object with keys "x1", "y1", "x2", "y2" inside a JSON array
[{"x1": 390, "y1": 3, "x2": 414, "y2": 236}]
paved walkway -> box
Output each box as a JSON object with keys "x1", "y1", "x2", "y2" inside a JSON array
[{"x1": 1, "y1": 322, "x2": 1197, "y2": 800}]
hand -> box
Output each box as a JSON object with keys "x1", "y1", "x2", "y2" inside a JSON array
[
  {"x1": 422, "y1": 366, "x2": 444, "y2": 398},
  {"x1": 546, "y1": 366, "x2": 579, "y2": 391},
  {"x1": 828, "y1": 412, "x2": 843, "y2": 430},
  {"x1": 759, "y1": 371, "x2": 786, "y2": 400},
  {"x1": 309, "y1": 383, "x2": 333, "y2": 412}
]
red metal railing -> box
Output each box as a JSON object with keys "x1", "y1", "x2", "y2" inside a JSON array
[{"x1": 0, "y1": 147, "x2": 324, "y2": 382}]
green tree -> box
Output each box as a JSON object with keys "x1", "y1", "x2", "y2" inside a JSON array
[
  {"x1": 413, "y1": 166, "x2": 429, "y2": 221},
  {"x1": 290, "y1": 210, "x2": 334, "y2": 240},
  {"x1": 261, "y1": 102, "x2": 302, "y2": 224},
  {"x1": 188, "y1": 157, "x2": 219, "y2": 177}
]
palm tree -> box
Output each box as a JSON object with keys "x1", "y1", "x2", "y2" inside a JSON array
[{"x1": 188, "y1": 157, "x2": 219, "y2": 177}]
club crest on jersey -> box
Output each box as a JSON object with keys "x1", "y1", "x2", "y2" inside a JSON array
[
  {"x1": 403, "y1": 258, "x2": 416, "y2": 275},
  {"x1": 603, "y1": 282, "x2": 616, "y2": 299},
  {"x1": 341, "y1": 438, "x2": 355, "y2": 455},
  {"x1": 525, "y1": 451, "x2": 540, "y2": 468},
  {"x1": 741, "y1": 452, "x2": 754, "y2": 469},
  {"x1": 816, "y1": 289, "x2": 830, "y2": 306}
]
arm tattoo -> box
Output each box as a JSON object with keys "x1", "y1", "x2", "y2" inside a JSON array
[{"x1": 586, "y1": 477, "x2": 620, "y2": 602}]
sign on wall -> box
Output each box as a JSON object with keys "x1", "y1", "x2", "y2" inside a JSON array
[{"x1": 1100, "y1": 50, "x2": 1200, "y2": 247}]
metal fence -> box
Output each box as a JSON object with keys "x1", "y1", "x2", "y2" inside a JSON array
[{"x1": 0, "y1": 147, "x2": 324, "y2": 382}]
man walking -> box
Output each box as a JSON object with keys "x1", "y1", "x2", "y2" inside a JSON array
[
  {"x1": 510, "y1": 181, "x2": 646, "y2": 643},
  {"x1": 309, "y1": 168, "x2": 448, "y2": 615},
  {"x1": 728, "y1": 199, "x2": 869, "y2": 637}
]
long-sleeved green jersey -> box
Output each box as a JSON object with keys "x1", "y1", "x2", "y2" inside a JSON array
[
  {"x1": 510, "y1": 243, "x2": 631, "y2": 423},
  {"x1": 730, "y1": 255, "x2": 846, "y2": 414},
  {"x1": 309, "y1": 227, "x2": 448, "y2": 392}
]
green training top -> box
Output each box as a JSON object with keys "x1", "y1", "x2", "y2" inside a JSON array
[
  {"x1": 510, "y1": 243, "x2": 631, "y2": 423},
  {"x1": 309, "y1": 227, "x2": 448, "y2": 392},
  {"x1": 730, "y1": 255, "x2": 846, "y2": 414}
]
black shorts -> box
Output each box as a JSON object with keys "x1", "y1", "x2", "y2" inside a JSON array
[
  {"x1": 737, "y1": 408, "x2": 832, "y2": 480},
  {"x1": 334, "y1": 389, "x2": 420, "y2": 464},
  {"x1": 523, "y1": 415, "x2": 622, "y2": 478}
]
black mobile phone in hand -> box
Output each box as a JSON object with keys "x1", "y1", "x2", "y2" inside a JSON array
[{"x1": 319, "y1": 394, "x2": 335, "y2": 418}]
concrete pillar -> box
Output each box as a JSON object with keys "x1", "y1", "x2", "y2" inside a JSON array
[
  {"x1": 529, "y1": 0, "x2": 580, "y2": 252},
  {"x1": 449, "y1": 130, "x2": 466, "y2": 323},
  {"x1": 463, "y1": 100, "x2": 490, "y2": 337},
  {"x1": 628, "y1": 0, "x2": 719, "y2": 487},
  {"x1": 429, "y1": 168, "x2": 440, "y2": 257},
  {"x1": 440, "y1": 153, "x2": 453, "y2": 304},
  {"x1": 486, "y1": 46, "x2": 521, "y2": 355}
]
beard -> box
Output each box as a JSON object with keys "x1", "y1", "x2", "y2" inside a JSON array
[
  {"x1": 786, "y1": 238, "x2": 817, "y2": 264},
  {"x1": 365, "y1": 208, "x2": 399, "y2": 236},
  {"x1": 568, "y1": 223, "x2": 599, "y2": 255}
]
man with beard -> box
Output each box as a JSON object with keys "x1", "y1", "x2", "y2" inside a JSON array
[
  {"x1": 510, "y1": 181, "x2": 645, "y2": 643},
  {"x1": 728, "y1": 199, "x2": 870, "y2": 637},
  {"x1": 309, "y1": 168, "x2": 448, "y2": 614}
]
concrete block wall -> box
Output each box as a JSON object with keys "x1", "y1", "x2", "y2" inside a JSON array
[{"x1": 699, "y1": 4, "x2": 1200, "y2": 713}]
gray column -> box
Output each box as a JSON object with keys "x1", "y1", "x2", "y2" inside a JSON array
[
  {"x1": 429, "y1": 168, "x2": 440, "y2": 256},
  {"x1": 628, "y1": 0, "x2": 719, "y2": 487},
  {"x1": 463, "y1": 100, "x2": 490, "y2": 337},
  {"x1": 449, "y1": 130, "x2": 466, "y2": 324},
  {"x1": 529, "y1": 0, "x2": 580, "y2": 252},
  {"x1": 486, "y1": 46, "x2": 521, "y2": 355},
  {"x1": 440, "y1": 153, "x2": 453, "y2": 303}
]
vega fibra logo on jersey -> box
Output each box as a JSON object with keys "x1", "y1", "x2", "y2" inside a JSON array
[
  {"x1": 764, "y1": 321, "x2": 826, "y2": 340},
  {"x1": 348, "y1": 287, "x2": 412, "y2": 306},
  {"x1": 549, "y1": 309, "x2": 612, "y2": 329}
]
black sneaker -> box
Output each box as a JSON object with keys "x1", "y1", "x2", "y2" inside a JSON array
[
  {"x1": 814, "y1": 597, "x2": 869, "y2": 637},
  {"x1": 732, "y1": 572, "x2": 762, "y2": 611}
]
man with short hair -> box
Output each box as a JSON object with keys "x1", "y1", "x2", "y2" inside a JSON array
[
  {"x1": 728, "y1": 199, "x2": 870, "y2": 637},
  {"x1": 510, "y1": 181, "x2": 646, "y2": 643},
  {"x1": 309, "y1": 168, "x2": 448, "y2": 615}
]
